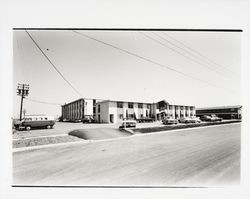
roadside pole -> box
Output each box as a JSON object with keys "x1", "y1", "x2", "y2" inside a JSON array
[
  {"x1": 17, "y1": 84, "x2": 29, "y2": 121},
  {"x1": 19, "y1": 85, "x2": 24, "y2": 121}
]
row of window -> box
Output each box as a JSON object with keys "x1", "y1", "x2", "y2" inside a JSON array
[
  {"x1": 169, "y1": 106, "x2": 194, "y2": 110},
  {"x1": 118, "y1": 113, "x2": 146, "y2": 119},
  {"x1": 117, "y1": 102, "x2": 150, "y2": 109}
]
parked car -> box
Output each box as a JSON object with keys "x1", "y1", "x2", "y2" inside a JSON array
[
  {"x1": 82, "y1": 117, "x2": 95, "y2": 123},
  {"x1": 210, "y1": 115, "x2": 223, "y2": 122},
  {"x1": 179, "y1": 117, "x2": 190, "y2": 123},
  {"x1": 189, "y1": 116, "x2": 201, "y2": 123},
  {"x1": 162, "y1": 117, "x2": 178, "y2": 125},
  {"x1": 73, "y1": 119, "x2": 82, "y2": 123},
  {"x1": 179, "y1": 117, "x2": 200, "y2": 123},
  {"x1": 200, "y1": 115, "x2": 222, "y2": 122},
  {"x1": 119, "y1": 120, "x2": 137, "y2": 128},
  {"x1": 200, "y1": 115, "x2": 213, "y2": 121},
  {"x1": 137, "y1": 117, "x2": 154, "y2": 123},
  {"x1": 14, "y1": 115, "x2": 55, "y2": 131}
]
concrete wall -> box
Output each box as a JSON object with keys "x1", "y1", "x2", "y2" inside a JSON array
[
  {"x1": 138, "y1": 105, "x2": 144, "y2": 119},
  {"x1": 122, "y1": 102, "x2": 127, "y2": 119},
  {"x1": 133, "y1": 103, "x2": 139, "y2": 119},
  {"x1": 143, "y1": 104, "x2": 149, "y2": 117},
  {"x1": 109, "y1": 101, "x2": 118, "y2": 123},
  {"x1": 85, "y1": 99, "x2": 94, "y2": 116},
  {"x1": 98, "y1": 102, "x2": 109, "y2": 123}
]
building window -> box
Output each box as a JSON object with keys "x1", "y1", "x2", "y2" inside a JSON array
[
  {"x1": 117, "y1": 102, "x2": 123, "y2": 108},
  {"x1": 98, "y1": 104, "x2": 100, "y2": 113},
  {"x1": 128, "y1": 114, "x2": 134, "y2": 118},
  {"x1": 25, "y1": 118, "x2": 32, "y2": 121},
  {"x1": 93, "y1": 107, "x2": 96, "y2": 114},
  {"x1": 128, "y1": 103, "x2": 133, "y2": 109},
  {"x1": 147, "y1": 104, "x2": 150, "y2": 109},
  {"x1": 138, "y1": 103, "x2": 143, "y2": 109}
]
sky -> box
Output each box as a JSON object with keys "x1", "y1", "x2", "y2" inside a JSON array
[{"x1": 13, "y1": 30, "x2": 242, "y2": 118}]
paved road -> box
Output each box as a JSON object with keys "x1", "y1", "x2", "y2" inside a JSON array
[{"x1": 13, "y1": 123, "x2": 240, "y2": 187}]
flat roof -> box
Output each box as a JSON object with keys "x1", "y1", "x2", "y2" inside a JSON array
[
  {"x1": 196, "y1": 105, "x2": 242, "y2": 110},
  {"x1": 63, "y1": 98, "x2": 195, "y2": 107},
  {"x1": 97, "y1": 100, "x2": 195, "y2": 107},
  {"x1": 97, "y1": 100, "x2": 153, "y2": 104},
  {"x1": 62, "y1": 98, "x2": 102, "y2": 106}
]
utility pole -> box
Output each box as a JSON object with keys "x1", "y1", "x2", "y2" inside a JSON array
[{"x1": 17, "y1": 84, "x2": 29, "y2": 121}]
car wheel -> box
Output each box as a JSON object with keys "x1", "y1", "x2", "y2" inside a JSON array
[
  {"x1": 26, "y1": 126, "x2": 31, "y2": 131},
  {"x1": 47, "y1": 125, "x2": 51, "y2": 129}
]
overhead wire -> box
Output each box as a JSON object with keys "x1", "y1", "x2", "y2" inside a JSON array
[
  {"x1": 25, "y1": 98, "x2": 62, "y2": 106},
  {"x1": 25, "y1": 30, "x2": 83, "y2": 97},
  {"x1": 151, "y1": 31, "x2": 237, "y2": 78},
  {"x1": 72, "y1": 30, "x2": 238, "y2": 94},
  {"x1": 161, "y1": 31, "x2": 239, "y2": 76},
  {"x1": 140, "y1": 32, "x2": 233, "y2": 79}
]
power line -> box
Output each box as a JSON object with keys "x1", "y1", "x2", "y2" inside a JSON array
[
  {"x1": 161, "y1": 31, "x2": 239, "y2": 76},
  {"x1": 25, "y1": 98, "x2": 62, "y2": 106},
  {"x1": 140, "y1": 32, "x2": 233, "y2": 80},
  {"x1": 151, "y1": 31, "x2": 237, "y2": 78},
  {"x1": 73, "y1": 31, "x2": 238, "y2": 94},
  {"x1": 25, "y1": 30, "x2": 82, "y2": 97}
]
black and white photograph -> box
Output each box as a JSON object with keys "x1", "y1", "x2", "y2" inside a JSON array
[{"x1": 12, "y1": 29, "x2": 242, "y2": 187}]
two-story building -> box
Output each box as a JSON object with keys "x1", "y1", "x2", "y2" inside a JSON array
[{"x1": 61, "y1": 98, "x2": 196, "y2": 123}]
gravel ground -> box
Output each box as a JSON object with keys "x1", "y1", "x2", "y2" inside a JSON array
[{"x1": 13, "y1": 135, "x2": 83, "y2": 148}]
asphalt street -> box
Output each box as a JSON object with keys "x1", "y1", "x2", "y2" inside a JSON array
[{"x1": 13, "y1": 123, "x2": 240, "y2": 187}]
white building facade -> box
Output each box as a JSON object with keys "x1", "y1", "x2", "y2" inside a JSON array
[
  {"x1": 62, "y1": 99, "x2": 195, "y2": 123},
  {"x1": 95, "y1": 99, "x2": 195, "y2": 123},
  {"x1": 96, "y1": 100, "x2": 152, "y2": 123}
]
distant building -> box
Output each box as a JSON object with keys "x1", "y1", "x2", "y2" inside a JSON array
[
  {"x1": 62, "y1": 98, "x2": 195, "y2": 123},
  {"x1": 61, "y1": 98, "x2": 99, "y2": 122},
  {"x1": 196, "y1": 105, "x2": 242, "y2": 119}
]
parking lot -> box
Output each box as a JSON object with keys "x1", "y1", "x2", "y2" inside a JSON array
[
  {"x1": 13, "y1": 120, "x2": 239, "y2": 140},
  {"x1": 13, "y1": 121, "x2": 168, "y2": 139}
]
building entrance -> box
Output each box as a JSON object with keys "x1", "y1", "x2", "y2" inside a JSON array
[{"x1": 110, "y1": 114, "x2": 114, "y2": 123}]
